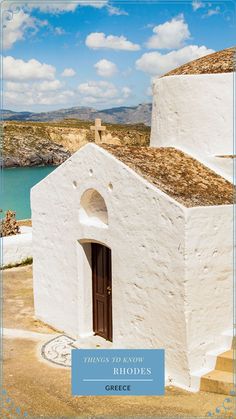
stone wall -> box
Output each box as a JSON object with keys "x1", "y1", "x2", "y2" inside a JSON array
[{"x1": 2, "y1": 226, "x2": 32, "y2": 267}]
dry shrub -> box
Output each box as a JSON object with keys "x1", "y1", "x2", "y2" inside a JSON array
[{"x1": 0, "y1": 210, "x2": 20, "y2": 237}]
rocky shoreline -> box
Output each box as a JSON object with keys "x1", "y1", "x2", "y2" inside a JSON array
[
  {"x1": 2, "y1": 121, "x2": 150, "y2": 168},
  {"x1": 3, "y1": 143, "x2": 71, "y2": 168}
]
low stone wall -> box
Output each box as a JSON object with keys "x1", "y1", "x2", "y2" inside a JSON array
[
  {"x1": 1, "y1": 226, "x2": 32, "y2": 267},
  {"x1": 18, "y1": 219, "x2": 32, "y2": 227}
]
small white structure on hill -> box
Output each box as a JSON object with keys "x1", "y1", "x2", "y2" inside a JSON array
[{"x1": 31, "y1": 48, "x2": 234, "y2": 391}]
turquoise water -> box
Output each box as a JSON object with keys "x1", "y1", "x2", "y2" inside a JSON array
[{"x1": 1, "y1": 166, "x2": 56, "y2": 220}]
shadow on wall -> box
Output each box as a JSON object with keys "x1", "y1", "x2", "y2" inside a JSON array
[{"x1": 79, "y1": 189, "x2": 108, "y2": 228}]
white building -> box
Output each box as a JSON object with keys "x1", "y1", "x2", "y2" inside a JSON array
[
  {"x1": 151, "y1": 47, "x2": 235, "y2": 181},
  {"x1": 31, "y1": 48, "x2": 234, "y2": 391}
]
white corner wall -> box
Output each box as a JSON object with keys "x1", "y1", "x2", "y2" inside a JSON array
[
  {"x1": 2, "y1": 226, "x2": 32, "y2": 267},
  {"x1": 150, "y1": 73, "x2": 234, "y2": 181},
  {"x1": 184, "y1": 205, "x2": 233, "y2": 387},
  {"x1": 31, "y1": 143, "x2": 233, "y2": 391}
]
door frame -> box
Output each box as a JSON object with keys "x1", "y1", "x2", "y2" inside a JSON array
[
  {"x1": 92, "y1": 243, "x2": 112, "y2": 342},
  {"x1": 77, "y1": 239, "x2": 113, "y2": 341}
]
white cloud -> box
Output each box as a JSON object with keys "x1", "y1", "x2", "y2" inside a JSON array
[
  {"x1": 122, "y1": 86, "x2": 132, "y2": 98},
  {"x1": 86, "y1": 32, "x2": 140, "y2": 51},
  {"x1": 3, "y1": 57, "x2": 74, "y2": 107},
  {"x1": 192, "y1": 1, "x2": 205, "y2": 11},
  {"x1": 3, "y1": 56, "x2": 56, "y2": 81},
  {"x1": 1, "y1": 4, "x2": 67, "y2": 49},
  {"x1": 107, "y1": 5, "x2": 128, "y2": 16},
  {"x1": 136, "y1": 45, "x2": 215, "y2": 76},
  {"x1": 2, "y1": 54, "x2": 75, "y2": 107},
  {"x1": 37, "y1": 80, "x2": 63, "y2": 91},
  {"x1": 203, "y1": 7, "x2": 221, "y2": 18},
  {"x1": 85, "y1": 0, "x2": 108, "y2": 8},
  {"x1": 28, "y1": 2, "x2": 78, "y2": 12},
  {"x1": 146, "y1": 14, "x2": 190, "y2": 50},
  {"x1": 25, "y1": 1, "x2": 108, "y2": 13},
  {"x1": 192, "y1": 2, "x2": 220, "y2": 17},
  {"x1": 77, "y1": 80, "x2": 131, "y2": 105},
  {"x1": 4, "y1": 87, "x2": 74, "y2": 106},
  {"x1": 61, "y1": 68, "x2": 76, "y2": 77},
  {"x1": 6, "y1": 79, "x2": 62, "y2": 92},
  {"x1": 4, "y1": 81, "x2": 29, "y2": 93},
  {"x1": 54, "y1": 26, "x2": 66, "y2": 35},
  {"x1": 4, "y1": 76, "x2": 74, "y2": 106},
  {"x1": 144, "y1": 23, "x2": 155, "y2": 29},
  {"x1": 94, "y1": 59, "x2": 118, "y2": 77},
  {"x1": 78, "y1": 80, "x2": 118, "y2": 101},
  {"x1": 2, "y1": 9, "x2": 37, "y2": 49}
]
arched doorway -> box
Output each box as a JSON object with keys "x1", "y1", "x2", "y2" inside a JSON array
[{"x1": 78, "y1": 189, "x2": 112, "y2": 341}]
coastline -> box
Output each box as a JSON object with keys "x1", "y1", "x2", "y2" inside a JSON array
[
  {"x1": 3, "y1": 120, "x2": 150, "y2": 169},
  {"x1": 3, "y1": 162, "x2": 60, "y2": 169}
]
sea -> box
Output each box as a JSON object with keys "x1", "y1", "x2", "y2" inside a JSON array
[{"x1": 1, "y1": 166, "x2": 56, "y2": 220}]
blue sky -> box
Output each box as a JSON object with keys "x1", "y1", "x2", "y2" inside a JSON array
[{"x1": 1, "y1": 0, "x2": 235, "y2": 112}]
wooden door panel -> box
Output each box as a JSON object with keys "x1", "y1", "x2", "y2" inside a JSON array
[
  {"x1": 97, "y1": 300, "x2": 106, "y2": 335},
  {"x1": 92, "y1": 243, "x2": 112, "y2": 341}
]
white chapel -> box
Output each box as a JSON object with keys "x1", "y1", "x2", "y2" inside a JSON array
[{"x1": 31, "y1": 47, "x2": 234, "y2": 391}]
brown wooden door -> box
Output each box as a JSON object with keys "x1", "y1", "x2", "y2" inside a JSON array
[{"x1": 92, "y1": 243, "x2": 112, "y2": 341}]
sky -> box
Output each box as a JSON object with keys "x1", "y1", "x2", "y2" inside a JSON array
[{"x1": 1, "y1": 0, "x2": 235, "y2": 112}]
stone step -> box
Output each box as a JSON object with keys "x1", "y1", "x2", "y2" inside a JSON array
[
  {"x1": 200, "y1": 370, "x2": 233, "y2": 395},
  {"x1": 215, "y1": 350, "x2": 233, "y2": 373},
  {"x1": 74, "y1": 334, "x2": 113, "y2": 349}
]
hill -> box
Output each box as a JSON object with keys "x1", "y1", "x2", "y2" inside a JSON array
[
  {"x1": 3, "y1": 120, "x2": 150, "y2": 168},
  {"x1": 1, "y1": 103, "x2": 152, "y2": 126}
]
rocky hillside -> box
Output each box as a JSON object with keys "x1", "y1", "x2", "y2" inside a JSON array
[
  {"x1": 3, "y1": 120, "x2": 150, "y2": 168},
  {"x1": 1, "y1": 103, "x2": 152, "y2": 126}
]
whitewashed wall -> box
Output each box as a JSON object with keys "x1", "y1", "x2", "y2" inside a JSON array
[
  {"x1": 184, "y1": 205, "x2": 233, "y2": 388},
  {"x1": 31, "y1": 144, "x2": 190, "y2": 387},
  {"x1": 2, "y1": 226, "x2": 32, "y2": 267},
  {"x1": 31, "y1": 144, "x2": 233, "y2": 390},
  {"x1": 150, "y1": 73, "x2": 234, "y2": 181}
]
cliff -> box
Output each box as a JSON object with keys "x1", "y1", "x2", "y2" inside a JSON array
[{"x1": 2, "y1": 120, "x2": 150, "y2": 168}]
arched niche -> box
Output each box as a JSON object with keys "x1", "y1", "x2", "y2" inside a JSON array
[{"x1": 79, "y1": 189, "x2": 108, "y2": 228}]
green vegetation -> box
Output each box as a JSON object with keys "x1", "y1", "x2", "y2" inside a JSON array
[{"x1": 1, "y1": 257, "x2": 33, "y2": 270}]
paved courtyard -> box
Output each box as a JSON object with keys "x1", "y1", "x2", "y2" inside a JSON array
[{"x1": 2, "y1": 265, "x2": 234, "y2": 417}]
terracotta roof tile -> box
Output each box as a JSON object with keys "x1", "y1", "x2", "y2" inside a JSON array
[
  {"x1": 100, "y1": 145, "x2": 234, "y2": 207},
  {"x1": 163, "y1": 47, "x2": 235, "y2": 76}
]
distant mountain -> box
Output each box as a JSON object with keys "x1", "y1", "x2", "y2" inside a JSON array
[
  {"x1": 1, "y1": 109, "x2": 33, "y2": 120},
  {"x1": 1, "y1": 103, "x2": 152, "y2": 126}
]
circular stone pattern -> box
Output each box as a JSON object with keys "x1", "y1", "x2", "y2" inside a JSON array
[{"x1": 41, "y1": 335, "x2": 76, "y2": 367}]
